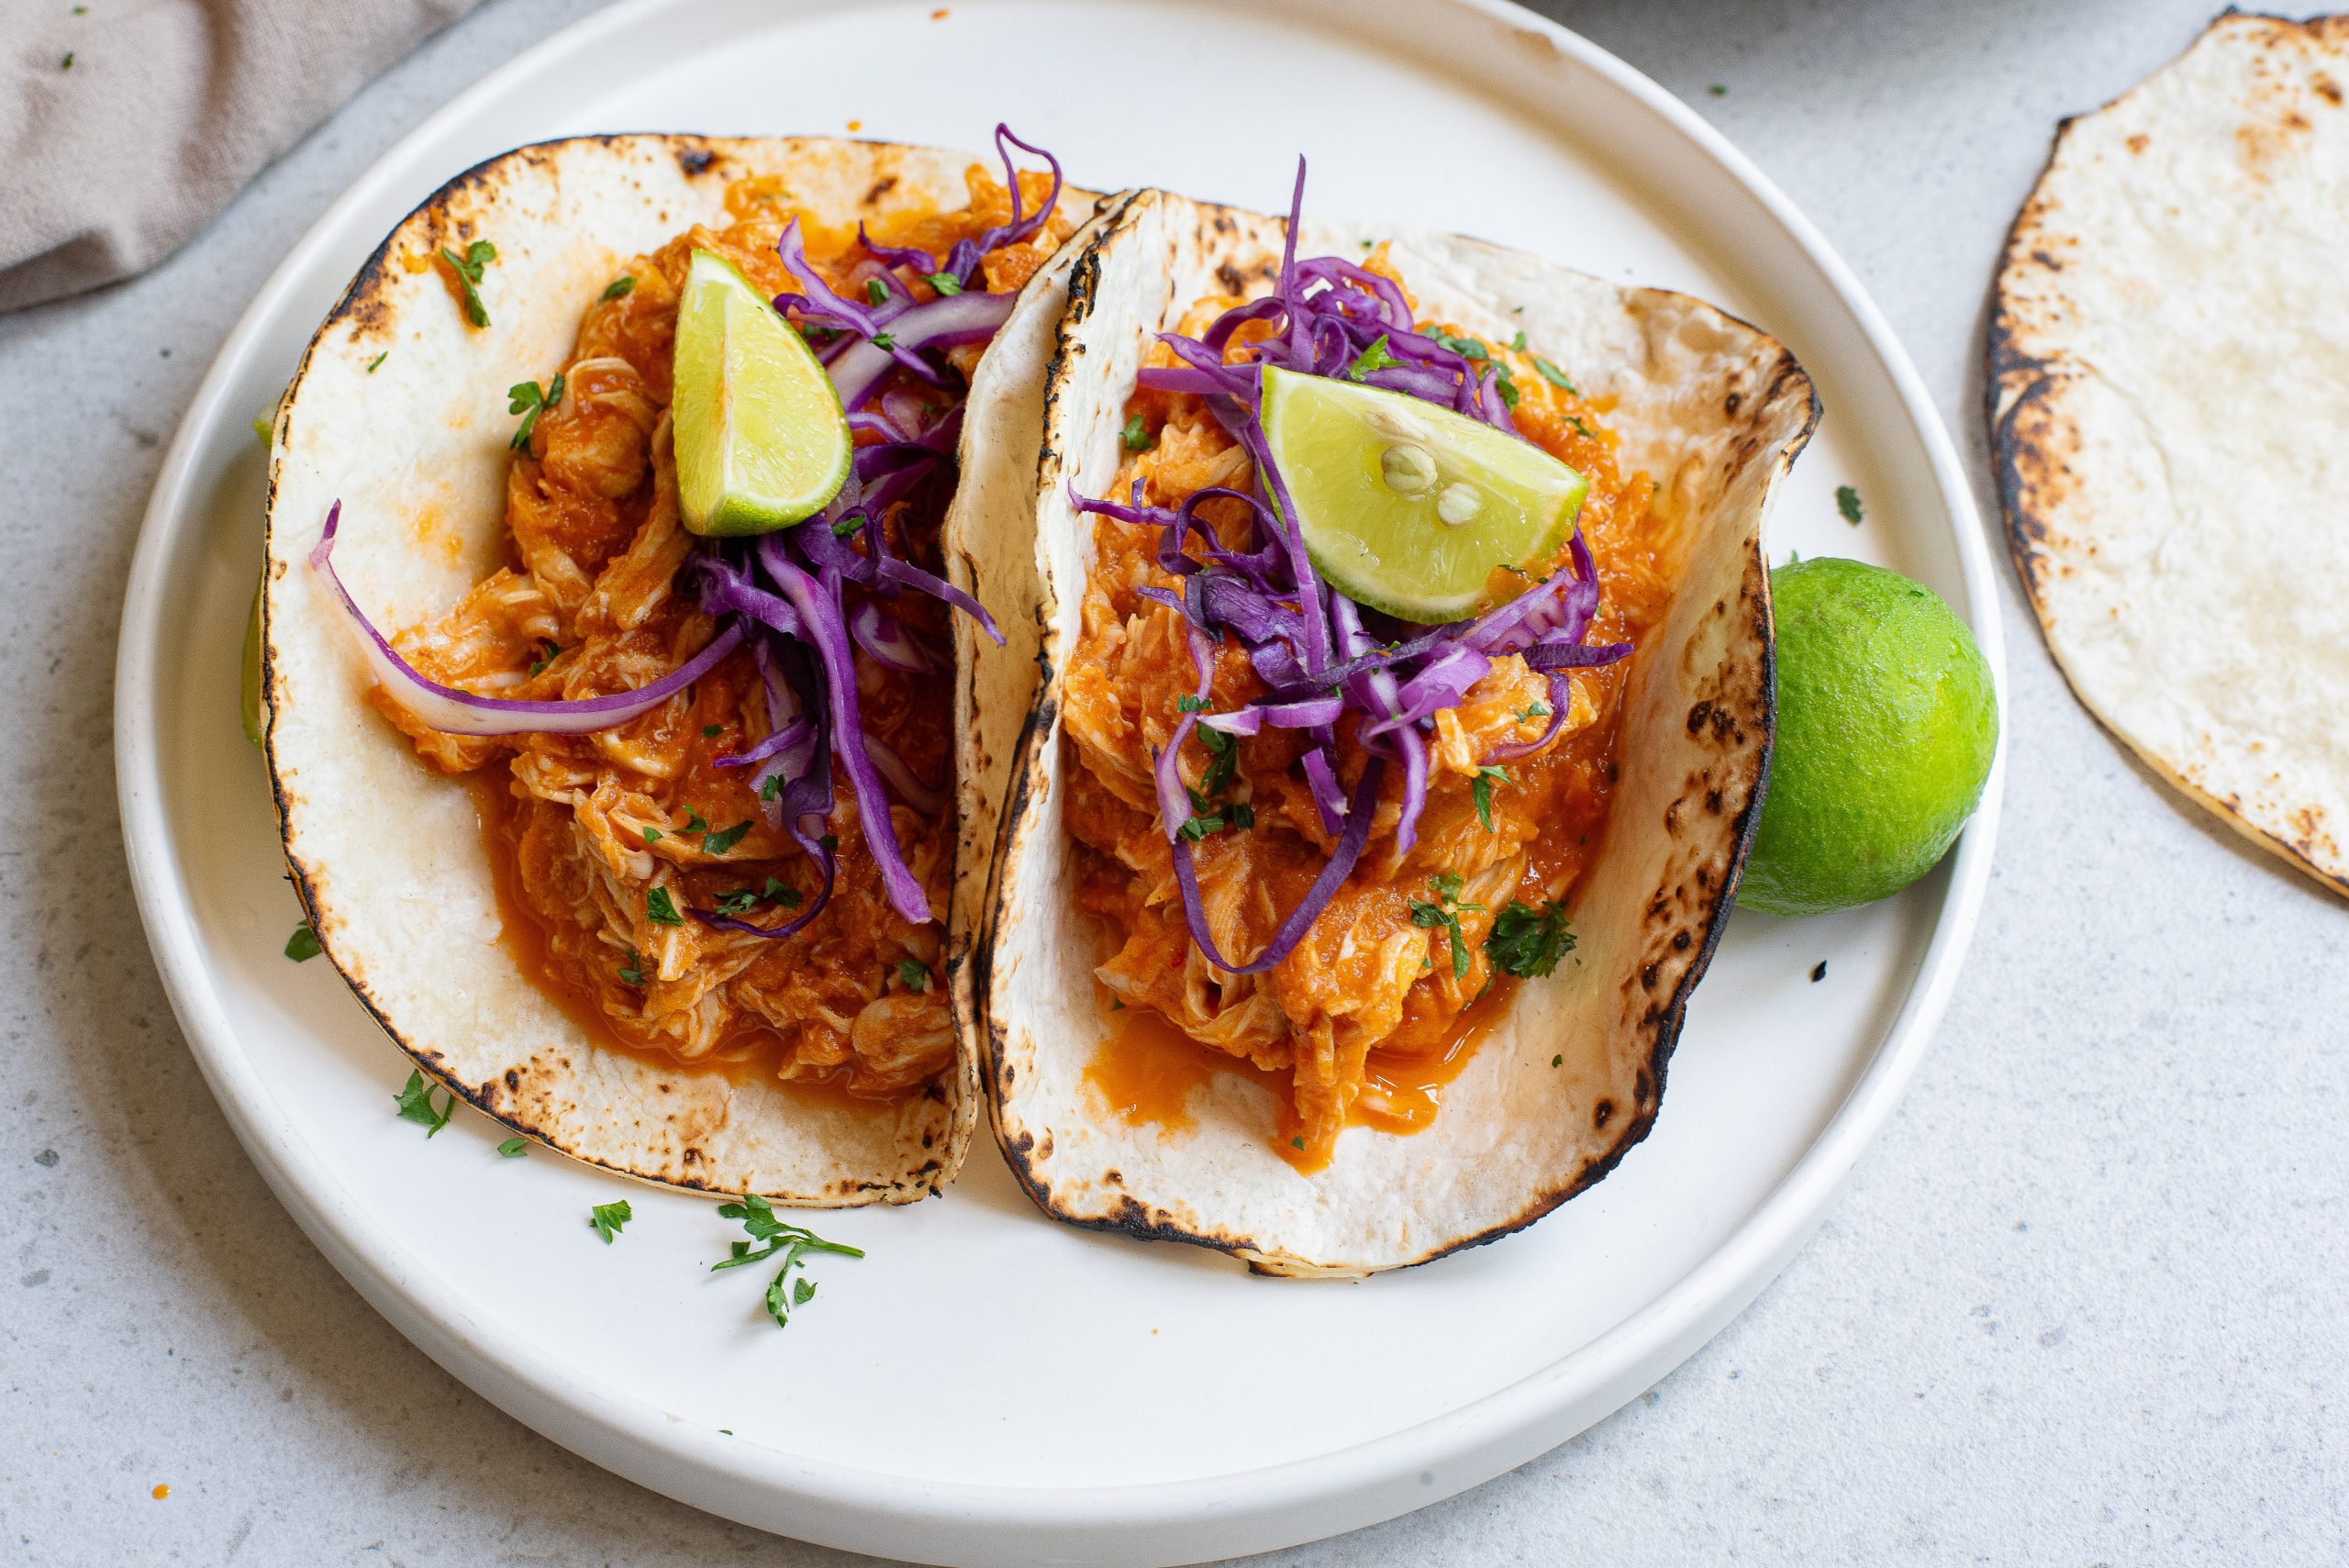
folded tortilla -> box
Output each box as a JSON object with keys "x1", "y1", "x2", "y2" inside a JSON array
[
  {"x1": 950, "y1": 189, "x2": 1817, "y2": 1274},
  {"x1": 265, "y1": 134, "x2": 1108, "y2": 1205},
  {"x1": 1991, "y1": 13, "x2": 2349, "y2": 897}
]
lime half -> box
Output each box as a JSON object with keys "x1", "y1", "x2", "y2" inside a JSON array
[
  {"x1": 1741, "y1": 558, "x2": 1998, "y2": 917},
  {"x1": 1259, "y1": 364, "x2": 1588, "y2": 623},
  {"x1": 673, "y1": 250, "x2": 852, "y2": 537}
]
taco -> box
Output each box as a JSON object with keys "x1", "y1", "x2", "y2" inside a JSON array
[
  {"x1": 952, "y1": 181, "x2": 1816, "y2": 1274},
  {"x1": 264, "y1": 129, "x2": 1106, "y2": 1204}
]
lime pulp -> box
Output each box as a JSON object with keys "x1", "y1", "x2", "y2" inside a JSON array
[
  {"x1": 1257, "y1": 364, "x2": 1588, "y2": 624},
  {"x1": 672, "y1": 250, "x2": 852, "y2": 537}
]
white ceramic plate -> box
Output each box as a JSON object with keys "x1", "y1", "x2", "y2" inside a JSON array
[{"x1": 115, "y1": 2, "x2": 2003, "y2": 1562}]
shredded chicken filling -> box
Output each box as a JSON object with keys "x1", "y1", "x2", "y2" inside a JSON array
[
  {"x1": 1066, "y1": 259, "x2": 1675, "y2": 1159},
  {"x1": 380, "y1": 166, "x2": 1070, "y2": 1098}
]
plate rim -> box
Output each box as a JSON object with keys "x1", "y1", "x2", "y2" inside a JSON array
[{"x1": 111, "y1": 0, "x2": 2006, "y2": 1560}]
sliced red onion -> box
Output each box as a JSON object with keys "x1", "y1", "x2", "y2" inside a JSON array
[
  {"x1": 824, "y1": 289, "x2": 1016, "y2": 410},
  {"x1": 1198, "y1": 693, "x2": 1344, "y2": 735},
  {"x1": 311, "y1": 502, "x2": 741, "y2": 737},
  {"x1": 863, "y1": 734, "x2": 945, "y2": 815},
  {"x1": 850, "y1": 599, "x2": 932, "y2": 673}
]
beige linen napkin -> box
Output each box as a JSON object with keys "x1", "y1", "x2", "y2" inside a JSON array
[{"x1": 1, "y1": 0, "x2": 484, "y2": 312}]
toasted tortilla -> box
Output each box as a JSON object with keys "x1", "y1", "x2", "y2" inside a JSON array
[
  {"x1": 1990, "y1": 14, "x2": 2349, "y2": 896},
  {"x1": 949, "y1": 189, "x2": 1817, "y2": 1275},
  {"x1": 264, "y1": 134, "x2": 1108, "y2": 1205}
]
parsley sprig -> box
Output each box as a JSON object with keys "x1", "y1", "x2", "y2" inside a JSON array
[
  {"x1": 439, "y1": 239, "x2": 496, "y2": 328},
  {"x1": 507, "y1": 373, "x2": 566, "y2": 450},
  {"x1": 589, "y1": 1199, "x2": 632, "y2": 1244},
  {"x1": 710, "y1": 1194, "x2": 864, "y2": 1329},
  {"x1": 284, "y1": 922, "x2": 323, "y2": 962},
  {"x1": 1408, "y1": 873, "x2": 1486, "y2": 980},
  {"x1": 1472, "y1": 765, "x2": 1509, "y2": 832},
  {"x1": 1347, "y1": 334, "x2": 1403, "y2": 382},
  {"x1": 394, "y1": 1070, "x2": 455, "y2": 1137},
  {"x1": 1486, "y1": 900, "x2": 1576, "y2": 978}
]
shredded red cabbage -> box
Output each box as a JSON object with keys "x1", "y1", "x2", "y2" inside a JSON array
[
  {"x1": 1076, "y1": 159, "x2": 1631, "y2": 975},
  {"x1": 317, "y1": 128, "x2": 1050, "y2": 939}
]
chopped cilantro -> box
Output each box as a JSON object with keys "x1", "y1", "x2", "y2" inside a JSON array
[
  {"x1": 589, "y1": 1199, "x2": 632, "y2": 1244},
  {"x1": 646, "y1": 887, "x2": 685, "y2": 926},
  {"x1": 618, "y1": 949, "x2": 646, "y2": 986},
  {"x1": 529, "y1": 638, "x2": 562, "y2": 676},
  {"x1": 1229, "y1": 801, "x2": 1256, "y2": 830},
  {"x1": 497, "y1": 1136, "x2": 529, "y2": 1158},
  {"x1": 61, "y1": 52, "x2": 72, "y2": 69},
  {"x1": 1513, "y1": 701, "x2": 1552, "y2": 725},
  {"x1": 896, "y1": 958, "x2": 931, "y2": 992},
  {"x1": 394, "y1": 1070, "x2": 455, "y2": 1138},
  {"x1": 865, "y1": 278, "x2": 890, "y2": 306},
  {"x1": 1472, "y1": 765, "x2": 1508, "y2": 832},
  {"x1": 507, "y1": 373, "x2": 565, "y2": 450},
  {"x1": 1409, "y1": 875, "x2": 1485, "y2": 981},
  {"x1": 1837, "y1": 484, "x2": 1865, "y2": 526},
  {"x1": 818, "y1": 833, "x2": 839, "y2": 855},
  {"x1": 601, "y1": 275, "x2": 637, "y2": 301},
  {"x1": 365, "y1": 351, "x2": 388, "y2": 373},
  {"x1": 1486, "y1": 900, "x2": 1575, "y2": 979},
  {"x1": 1174, "y1": 695, "x2": 1208, "y2": 713},
  {"x1": 832, "y1": 512, "x2": 864, "y2": 538},
  {"x1": 1197, "y1": 734, "x2": 1237, "y2": 795},
  {"x1": 759, "y1": 775, "x2": 783, "y2": 801},
  {"x1": 1427, "y1": 328, "x2": 1487, "y2": 361},
  {"x1": 1532, "y1": 358, "x2": 1577, "y2": 393},
  {"x1": 1552, "y1": 1053, "x2": 1564, "y2": 1068},
  {"x1": 684, "y1": 809, "x2": 709, "y2": 835},
  {"x1": 926, "y1": 272, "x2": 963, "y2": 295},
  {"x1": 761, "y1": 877, "x2": 802, "y2": 908},
  {"x1": 710, "y1": 1193, "x2": 863, "y2": 1329},
  {"x1": 642, "y1": 827, "x2": 662, "y2": 844},
  {"x1": 1494, "y1": 373, "x2": 1520, "y2": 410},
  {"x1": 1346, "y1": 334, "x2": 1404, "y2": 382},
  {"x1": 439, "y1": 240, "x2": 496, "y2": 328},
  {"x1": 1123, "y1": 413, "x2": 1153, "y2": 451},
  {"x1": 1510, "y1": 331, "x2": 1528, "y2": 351},
  {"x1": 712, "y1": 888, "x2": 762, "y2": 917},
  {"x1": 871, "y1": 332, "x2": 896, "y2": 351},
  {"x1": 703, "y1": 819, "x2": 752, "y2": 856},
  {"x1": 284, "y1": 922, "x2": 322, "y2": 962},
  {"x1": 1291, "y1": 1136, "x2": 1307, "y2": 1151},
  {"x1": 1566, "y1": 415, "x2": 1598, "y2": 439},
  {"x1": 1176, "y1": 813, "x2": 1223, "y2": 843},
  {"x1": 702, "y1": 723, "x2": 723, "y2": 739},
  {"x1": 1709, "y1": 83, "x2": 1727, "y2": 97}
]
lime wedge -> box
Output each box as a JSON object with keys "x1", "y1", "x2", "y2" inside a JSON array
[
  {"x1": 1259, "y1": 364, "x2": 1589, "y2": 623},
  {"x1": 672, "y1": 250, "x2": 852, "y2": 536}
]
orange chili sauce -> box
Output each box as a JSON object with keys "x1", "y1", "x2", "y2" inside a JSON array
[
  {"x1": 1085, "y1": 977, "x2": 1521, "y2": 1173},
  {"x1": 465, "y1": 777, "x2": 883, "y2": 1117}
]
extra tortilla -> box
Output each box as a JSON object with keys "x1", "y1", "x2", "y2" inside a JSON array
[
  {"x1": 264, "y1": 134, "x2": 1108, "y2": 1205},
  {"x1": 949, "y1": 189, "x2": 1817, "y2": 1276},
  {"x1": 1991, "y1": 13, "x2": 2349, "y2": 895}
]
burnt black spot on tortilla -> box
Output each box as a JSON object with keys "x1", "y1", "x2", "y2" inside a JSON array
[
  {"x1": 864, "y1": 174, "x2": 899, "y2": 206},
  {"x1": 1641, "y1": 961, "x2": 1661, "y2": 991},
  {"x1": 1593, "y1": 1099, "x2": 1613, "y2": 1129},
  {"x1": 504, "y1": 1068, "x2": 520, "y2": 1090},
  {"x1": 1037, "y1": 1132, "x2": 1053, "y2": 1160},
  {"x1": 1687, "y1": 700, "x2": 1713, "y2": 736},
  {"x1": 1216, "y1": 261, "x2": 1245, "y2": 295},
  {"x1": 677, "y1": 146, "x2": 716, "y2": 176},
  {"x1": 1724, "y1": 390, "x2": 1742, "y2": 417},
  {"x1": 682, "y1": 1147, "x2": 701, "y2": 1163},
  {"x1": 1673, "y1": 929, "x2": 1691, "y2": 951},
  {"x1": 1706, "y1": 787, "x2": 1724, "y2": 814}
]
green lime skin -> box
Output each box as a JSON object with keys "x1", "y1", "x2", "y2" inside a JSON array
[{"x1": 1741, "y1": 557, "x2": 1997, "y2": 917}]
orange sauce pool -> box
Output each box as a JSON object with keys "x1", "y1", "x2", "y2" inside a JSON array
[
  {"x1": 464, "y1": 777, "x2": 887, "y2": 1117},
  {"x1": 1085, "y1": 978, "x2": 1521, "y2": 1173}
]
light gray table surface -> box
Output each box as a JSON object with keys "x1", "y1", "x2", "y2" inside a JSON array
[{"x1": 6, "y1": 1, "x2": 2344, "y2": 1562}]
